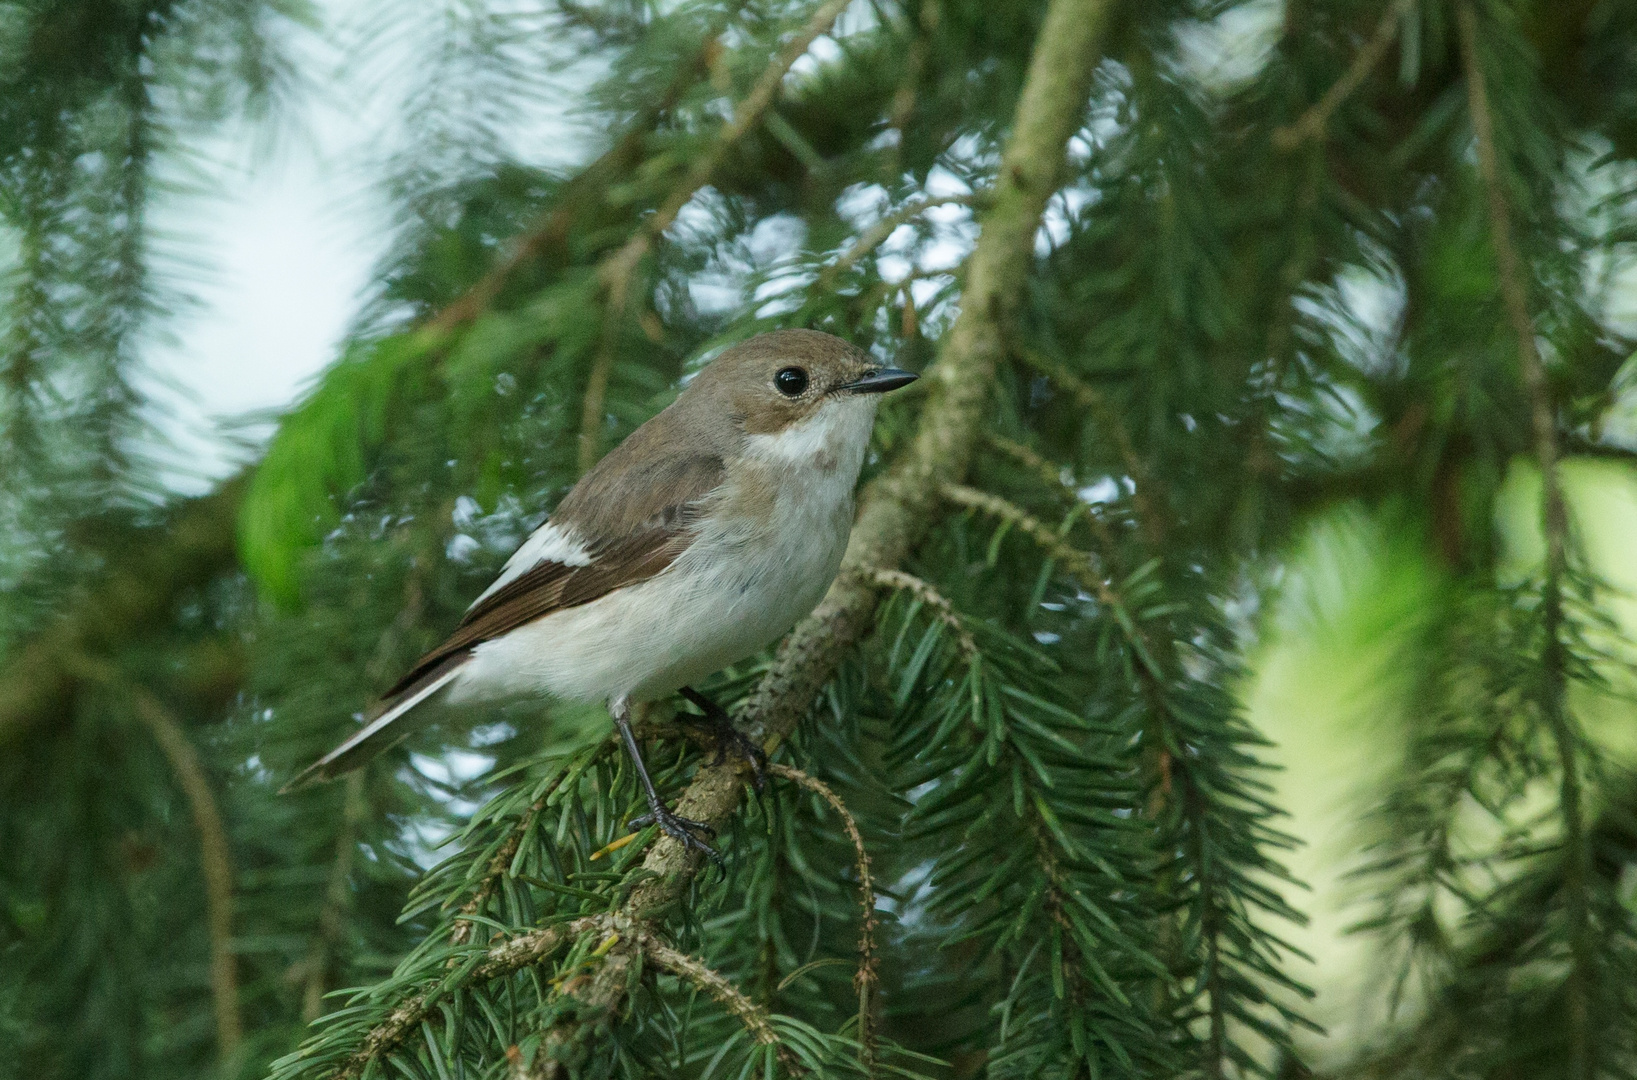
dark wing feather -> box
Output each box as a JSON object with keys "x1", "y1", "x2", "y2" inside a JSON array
[{"x1": 378, "y1": 452, "x2": 725, "y2": 701}]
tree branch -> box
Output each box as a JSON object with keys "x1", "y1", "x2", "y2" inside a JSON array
[
  {"x1": 638, "y1": 931, "x2": 800, "y2": 1072},
  {"x1": 1272, "y1": 0, "x2": 1415, "y2": 150},
  {"x1": 328, "y1": 920, "x2": 595, "y2": 1080},
  {"x1": 577, "y1": 0, "x2": 859, "y2": 471},
  {"x1": 1457, "y1": 8, "x2": 1588, "y2": 1078},
  {"x1": 518, "y1": 0, "x2": 1114, "y2": 1055},
  {"x1": 768, "y1": 763, "x2": 878, "y2": 1070},
  {"x1": 815, "y1": 192, "x2": 983, "y2": 292},
  {"x1": 76, "y1": 663, "x2": 243, "y2": 1065},
  {"x1": 857, "y1": 566, "x2": 978, "y2": 661}
]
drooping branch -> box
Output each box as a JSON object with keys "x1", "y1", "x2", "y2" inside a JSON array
[
  {"x1": 768, "y1": 763, "x2": 878, "y2": 1069},
  {"x1": 1272, "y1": 0, "x2": 1416, "y2": 150},
  {"x1": 858, "y1": 567, "x2": 978, "y2": 661},
  {"x1": 0, "y1": 475, "x2": 246, "y2": 748},
  {"x1": 327, "y1": 920, "x2": 594, "y2": 1080},
  {"x1": 814, "y1": 192, "x2": 983, "y2": 292},
  {"x1": 76, "y1": 663, "x2": 243, "y2": 1064},
  {"x1": 1457, "y1": 7, "x2": 1588, "y2": 1079},
  {"x1": 577, "y1": 0, "x2": 859, "y2": 471},
  {"x1": 638, "y1": 930, "x2": 799, "y2": 1071}
]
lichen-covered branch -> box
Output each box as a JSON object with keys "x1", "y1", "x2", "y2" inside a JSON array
[
  {"x1": 858, "y1": 566, "x2": 978, "y2": 661},
  {"x1": 638, "y1": 931, "x2": 798, "y2": 1071}
]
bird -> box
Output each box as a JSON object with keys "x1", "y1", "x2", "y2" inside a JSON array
[{"x1": 286, "y1": 329, "x2": 917, "y2": 859}]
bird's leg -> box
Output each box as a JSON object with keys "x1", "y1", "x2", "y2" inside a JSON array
[
  {"x1": 611, "y1": 695, "x2": 721, "y2": 866},
  {"x1": 677, "y1": 686, "x2": 766, "y2": 791}
]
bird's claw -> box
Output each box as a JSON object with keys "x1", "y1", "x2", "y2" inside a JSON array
[{"x1": 628, "y1": 807, "x2": 722, "y2": 866}]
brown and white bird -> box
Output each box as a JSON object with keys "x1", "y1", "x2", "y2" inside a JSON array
[{"x1": 288, "y1": 329, "x2": 916, "y2": 857}]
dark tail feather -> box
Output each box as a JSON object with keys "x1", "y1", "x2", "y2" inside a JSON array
[{"x1": 280, "y1": 654, "x2": 470, "y2": 793}]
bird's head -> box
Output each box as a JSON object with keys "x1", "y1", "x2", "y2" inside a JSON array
[{"x1": 683, "y1": 329, "x2": 917, "y2": 448}]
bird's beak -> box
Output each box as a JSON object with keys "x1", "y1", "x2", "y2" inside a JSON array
[{"x1": 837, "y1": 367, "x2": 918, "y2": 394}]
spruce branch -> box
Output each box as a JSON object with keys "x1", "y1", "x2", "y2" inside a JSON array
[
  {"x1": 1272, "y1": 0, "x2": 1416, "y2": 150},
  {"x1": 1457, "y1": 6, "x2": 1589, "y2": 1077},
  {"x1": 327, "y1": 920, "x2": 595, "y2": 1080},
  {"x1": 637, "y1": 930, "x2": 801, "y2": 1072},
  {"x1": 982, "y1": 434, "x2": 1123, "y2": 560},
  {"x1": 528, "y1": 0, "x2": 1113, "y2": 1055},
  {"x1": 858, "y1": 567, "x2": 978, "y2": 661},
  {"x1": 76, "y1": 661, "x2": 243, "y2": 1065},
  {"x1": 424, "y1": 20, "x2": 733, "y2": 336},
  {"x1": 815, "y1": 192, "x2": 984, "y2": 292},
  {"x1": 768, "y1": 763, "x2": 879, "y2": 1071},
  {"x1": 449, "y1": 739, "x2": 620, "y2": 948},
  {"x1": 1012, "y1": 346, "x2": 1167, "y2": 547},
  {"x1": 577, "y1": 0, "x2": 860, "y2": 471}
]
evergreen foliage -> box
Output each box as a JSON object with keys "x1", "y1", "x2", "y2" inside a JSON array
[{"x1": 3, "y1": 1, "x2": 1637, "y2": 1078}]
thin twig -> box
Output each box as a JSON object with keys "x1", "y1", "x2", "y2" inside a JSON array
[
  {"x1": 815, "y1": 193, "x2": 982, "y2": 292},
  {"x1": 577, "y1": 0, "x2": 858, "y2": 471},
  {"x1": 639, "y1": 930, "x2": 803, "y2": 1073},
  {"x1": 858, "y1": 566, "x2": 978, "y2": 661},
  {"x1": 983, "y1": 433, "x2": 1124, "y2": 559},
  {"x1": 303, "y1": 772, "x2": 365, "y2": 1020},
  {"x1": 768, "y1": 764, "x2": 878, "y2": 1070},
  {"x1": 425, "y1": 22, "x2": 734, "y2": 336},
  {"x1": 450, "y1": 740, "x2": 618, "y2": 948},
  {"x1": 1012, "y1": 346, "x2": 1167, "y2": 547},
  {"x1": 330, "y1": 920, "x2": 595, "y2": 1080},
  {"x1": 1458, "y1": 8, "x2": 1588, "y2": 1079},
  {"x1": 76, "y1": 663, "x2": 243, "y2": 1064},
  {"x1": 1272, "y1": 0, "x2": 1416, "y2": 150}
]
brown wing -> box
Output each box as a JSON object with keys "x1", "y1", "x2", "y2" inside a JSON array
[{"x1": 378, "y1": 451, "x2": 725, "y2": 701}]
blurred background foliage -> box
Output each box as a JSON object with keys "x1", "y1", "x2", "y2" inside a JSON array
[{"x1": 3, "y1": 0, "x2": 1637, "y2": 1078}]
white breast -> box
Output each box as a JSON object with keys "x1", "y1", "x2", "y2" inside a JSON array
[{"x1": 452, "y1": 396, "x2": 878, "y2": 705}]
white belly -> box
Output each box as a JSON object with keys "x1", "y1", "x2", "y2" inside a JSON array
[{"x1": 450, "y1": 461, "x2": 856, "y2": 706}]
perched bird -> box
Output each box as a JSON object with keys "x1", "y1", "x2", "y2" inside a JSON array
[{"x1": 287, "y1": 329, "x2": 916, "y2": 858}]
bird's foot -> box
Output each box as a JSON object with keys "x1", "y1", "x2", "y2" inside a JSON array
[
  {"x1": 628, "y1": 805, "x2": 722, "y2": 867},
  {"x1": 678, "y1": 687, "x2": 767, "y2": 791}
]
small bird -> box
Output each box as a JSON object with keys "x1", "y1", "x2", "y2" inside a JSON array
[{"x1": 288, "y1": 329, "x2": 916, "y2": 858}]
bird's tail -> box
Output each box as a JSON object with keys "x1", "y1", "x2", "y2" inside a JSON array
[{"x1": 280, "y1": 654, "x2": 470, "y2": 793}]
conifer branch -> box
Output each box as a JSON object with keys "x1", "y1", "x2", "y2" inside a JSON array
[
  {"x1": 530, "y1": 0, "x2": 1113, "y2": 1052},
  {"x1": 1272, "y1": 0, "x2": 1416, "y2": 150},
  {"x1": 815, "y1": 192, "x2": 983, "y2": 292},
  {"x1": 638, "y1": 931, "x2": 801, "y2": 1072},
  {"x1": 77, "y1": 664, "x2": 243, "y2": 1064},
  {"x1": 329, "y1": 920, "x2": 594, "y2": 1080},
  {"x1": 768, "y1": 763, "x2": 878, "y2": 1070},
  {"x1": 450, "y1": 740, "x2": 619, "y2": 948},
  {"x1": 858, "y1": 567, "x2": 978, "y2": 661},
  {"x1": 424, "y1": 22, "x2": 732, "y2": 336},
  {"x1": 1012, "y1": 346, "x2": 1167, "y2": 547},
  {"x1": 982, "y1": 434, "x2": 1124, "y2": 559},
  {"x1": 577, "y1": 0, "x2": 859, "y2": 471},
  {"x1": 1457, "y1": 7, "x2": 1589, "y2": 1077}
]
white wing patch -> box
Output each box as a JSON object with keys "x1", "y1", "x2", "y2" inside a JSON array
[{"x1": 468, "y1": 520, "x2": 592, "y2": 609}]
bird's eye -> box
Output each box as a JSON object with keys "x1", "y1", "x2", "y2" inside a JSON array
[{"x1": 774, "y1": 366, "x2": 809, "y2": 397}]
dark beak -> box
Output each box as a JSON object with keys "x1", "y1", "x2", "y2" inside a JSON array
[{"x1": 838, "y1": 367, "x2": 918, "y2": 394}]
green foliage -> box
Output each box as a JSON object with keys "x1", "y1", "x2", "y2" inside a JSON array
[{"x1": 5, "y1": 1, "x2": 1637, "y2": 1079}]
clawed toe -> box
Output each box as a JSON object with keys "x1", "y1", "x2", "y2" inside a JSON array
[{"x1": 629, "y1": 807, "x2": 722, "y2": 866}]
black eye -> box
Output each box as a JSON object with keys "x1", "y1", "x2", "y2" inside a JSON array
[{"x1": 774, "y1": 366, "x2": 809, "y2": 397}]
